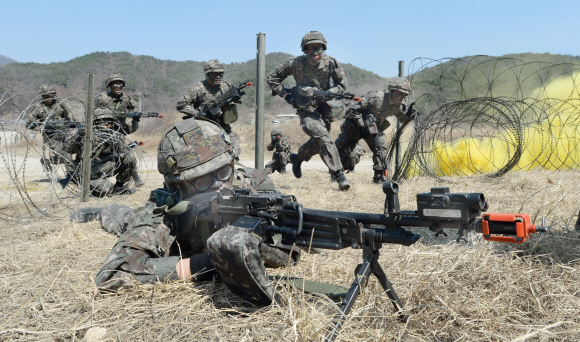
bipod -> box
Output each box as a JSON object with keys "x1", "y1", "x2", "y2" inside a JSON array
[{"x1": 324, "y1": 230, "x2": 409, "y2": 342}]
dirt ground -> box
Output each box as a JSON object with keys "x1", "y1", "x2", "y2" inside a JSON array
[{"x1": 1, "y1": 146, "x2": 580, "y2": 341}]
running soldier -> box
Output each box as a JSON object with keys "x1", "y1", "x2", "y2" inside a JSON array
[
  {"x1": 176, "y1": 59, "x2": 242, "y2": 155},
  {"x1": 265, "y1": 129, "x2": 291, "y2": 174},
  {"x1": 63, "y1": 108, "x2": 142, "y2": 195},
  {"x1": 335, "y1": 78, "x2": 417, "y2": 183},
  {"x1": 94, "y1": 73, "x2": 139, "y2": 135},
  {"x1": 267, "y1": 31, "x2": 350, "y2": 190},
  {"x1": 26, "y1": 84, "x2": 75, "y2": 176},
  {"x1": 71, "y1": 119, "x2": 298, "y2": 293}
]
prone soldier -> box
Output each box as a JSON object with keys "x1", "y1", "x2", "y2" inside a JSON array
[
  {"x1": 335, "y1": 78, "x2": 417, "y2": 183},
  {"x1": 176, "y1": 59, "x2": 242, "y2": 155},
  {"x1": 63, "y1": 108, "x2": 143, "y2": 195},
  {"x1": 265, "y1": 129, "x2": 291, "y2": 174},
  {"x1": 267, "y1": 31, "x2": 350, "y2": 191},
  {"x1": 26, "y1": 84, "x2": 75, "y2": 175},
  {"x1": 94, "y1": 73, "x2": 139, "y2": 135},
  {"x1": 71, "y1": 119, "x2": 298, "y2": 291}
]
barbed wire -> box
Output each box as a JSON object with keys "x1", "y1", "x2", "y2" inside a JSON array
[
  {"x1": 390, "y1": 56, "x2": 580, "y2": 180},
  {"x1": 0, "y1": 93, "x2": 149, "y2": 221}
]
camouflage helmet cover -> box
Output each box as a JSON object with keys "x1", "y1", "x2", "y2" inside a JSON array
[
  {"x1": 301, "y1": 31, "x2": 327, "y2": 51},
  {"x1": 38, "y1": 84, "x2": 57, "y2": 96},
  {"x1": 105, "y1": 73, "x2": 125, "y2": 88},
  {"x1": 158, "y1": 118, "x2": 234, "y2": 185},
  {"x1": 270, "y1": 128, "x2": 282, "y2": 136},
  {"x1": 203, "y1": 59, "x2": 225, "y2": 75},
  {"x1": 93, "y1": 108, "x2": 116, "y2": 121},
  {"x1": 387, "y1": 77, "x2": 411, "y2": 95}
]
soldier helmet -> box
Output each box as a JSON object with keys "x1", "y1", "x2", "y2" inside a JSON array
[
  {"x1": 203, "y1": 59, "x2": 225, "y2": 75},
  {"x1": 38, "y1": 84, "x2": 57, "y2": 96},
  {"x1": 158, "y1": 119, "x2": 234, "y2": 187},
  {"x1": 105, "y1": 73, "x2": 125, "y2": 88},
  {"x1": 93, "y1": 108, "x2": 116, "y2": 121},
  {"x1": 301, "y1": 31, "x2": 327, "y2": 51},
  {"x1": 387, "y1": 77, "x2": 411, "y2": 95},
  {"x1": 270, "y1": 129, "x2": 282, "y2": 136}
]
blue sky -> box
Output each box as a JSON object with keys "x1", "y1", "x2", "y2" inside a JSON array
[{"x1": 2, "y1": 0, "x2": 578, "y2": 77}]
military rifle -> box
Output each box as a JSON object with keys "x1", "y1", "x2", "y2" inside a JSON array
[
  {"x1": 58, "y1": 141, "x2": 144, "y2": 188},
  {"x1": 190, "y1": 182, "x2": 546, "y2": 342},
  {"x1": 283, "y1": 86, "x2": 361, "y2": 108},
  {"x1": 122, "y1": 112, "x2": 163, "y2": 119},
  {"x1": 198, "y1": 81, "x2": 253, "y2": 117}
]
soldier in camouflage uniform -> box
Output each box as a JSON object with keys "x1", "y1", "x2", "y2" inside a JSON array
[
  {"x1": 64, "y1": 108, "x2": 140, "y2": 196},
  {"x1": 72, "y1": 119, "x2": 298, "y2": 293},
  {"x1": 335, "y1": 78, "x2": 417, "y2": 183},
  {"x1": 26, "y1": 84, "x2": 75, "y2": 174},
  {"x1": 94, "y1": 73, "x2": 140, "y2": 136},
  {"x1": 264, "y1": 129, "x2": 291, "y2": 174},
  {"x1": 267, "y1": 31, "x2": 350, "y2": 190},
  {"x1": 176, "y1": 59, "x2": 241, "y2": 155}
]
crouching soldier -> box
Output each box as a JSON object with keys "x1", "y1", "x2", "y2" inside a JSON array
[
  {"x1": 265, "y1": 129, "x2": 291, "y2": 174},
  {"x1": 72, "y1": 118, "x2": 299, "y2": 293}
]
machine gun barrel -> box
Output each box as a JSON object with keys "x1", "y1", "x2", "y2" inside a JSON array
[{"x1": 124, "y1": 112, "x2": 163, "y2": 119}]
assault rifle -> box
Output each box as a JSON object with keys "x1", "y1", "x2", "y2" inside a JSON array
[
  {"x1": 193, "y1": 182, "x2": 546, "y2": 341},
  {"x1": 121, "y1": 112, "x2": 163, "y2": 119},
  {"x1": 198, "y1": 82, "x2": 253, "y2": 117},
  {"x1": 58, "y1": 141, "x2": 144, "y2": 188},
  {"x1": 283, "y1": 86, "x2": 361, "y2": 108}
]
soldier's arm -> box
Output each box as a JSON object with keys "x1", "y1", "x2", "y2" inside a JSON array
[
  {"x1": 267, "y1": 59, "x2": 293, "y2": 96},
  {"x1": 93, "y1": 94, "x2": 106, "y2": 109},
  {"x1": 25, "y1": 106, "x2": 42, "y2": 129},
  {"x1": 330, "y1": 57, "x2": 347, "y2": 93},
  {"x1": 266, "y1": 142, "x2": 275, "y2": 151},
  {"x1": 176, "y1": 88, "x2": 201, "y2": 116}
]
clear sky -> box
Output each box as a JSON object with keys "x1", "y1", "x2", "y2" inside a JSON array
[{"x1": 2, "y1": 0, "x2": 578, "y2": 77}]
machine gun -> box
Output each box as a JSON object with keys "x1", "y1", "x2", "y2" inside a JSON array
[
  {"x1": 283, "y1": 86, "x2": 361, "y2": 108},
  {"x1": 198, "y1": 82, "x2": 253, "y2": 117},
  {"x1": 58, "y1": 141, "x2": 144, "y2": 188},
  {"x1": 121, "y1": 112, "x2": 163, "y2": 119},
  {"x1": 192, "y1": 182, "x2": 546, "y2": 342}
]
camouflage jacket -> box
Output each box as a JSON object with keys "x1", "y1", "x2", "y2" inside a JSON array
[
  {"x1": 64, "y1": 129, "x2": 128, "y2": 161},
  {"x1": 176, "y1": 80, "x2": 236, "y2": 117},
  {"x1": 267, "y1": 55, "x2": 347, "y2": 96},
  {"x1": 94, "y1": 91, "x2": 137, "y2": 133},
  {"x1": 267, "y1": 137, "x2": 291, "y2": 155},
  {"x1": 350, "y1": 91, "x2": 409, "y2": 130},
  {"x1": 26, "y1": 100, "x2": 70, "y2": 136}
]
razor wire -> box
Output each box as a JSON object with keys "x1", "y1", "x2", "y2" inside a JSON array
[
  {"x1": 0, "y1": 92, "x2": 149, "y2": 221},
  {"x1": 388, "y1": 56, "x2": 580, "y2": 181}
]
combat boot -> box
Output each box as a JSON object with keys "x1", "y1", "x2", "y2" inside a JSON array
[
  {"x1": 333, "y1": 171, "x2": 350, "y2": 191},
  {"x1": 70, "y1": 207, "x2": 102, "y2": 222},
  {"x1": 112, "y1": 184, "x2": 136, "y2": 195},
  {"x1": 290, "y1": 153, "x2": 303, "y2": 178},
  {"x1": 372, "y1": 170, "x2": 387, "y2": 184},
  {"x1": 575, "y1": 212, "x2": 580, "y2": 231},
  {"x1": 280, "y1": 166, "x2": 287, "y2": 174},
  {"x1": 132, "y1": 172, "x2": 144, "y2": 187}
]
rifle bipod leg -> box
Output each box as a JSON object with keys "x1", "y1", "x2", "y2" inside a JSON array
[{"x1": 324, "y1": 249, "x2": 408, "y2": 342}]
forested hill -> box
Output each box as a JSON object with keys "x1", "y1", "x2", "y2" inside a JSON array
[
  {"x1": 0, "y1": 54, "x2": 17, "y2": 66},
  {"x1": 0, "y1": 51, "x2": 387, "y2": 114}
]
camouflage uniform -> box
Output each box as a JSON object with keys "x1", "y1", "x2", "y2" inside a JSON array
[
  {"x1": 267, "y1": 53, "x2": 347, "y2": 174},
  {"x1": 94, "y1": 74, "x2": 138, "y2": 135},
  {"x1": 64, "y1": 109, "x2": 138, "y2": 197},
  {"x1": 26, "y1": 85, "x2": 75, "y2": 172},
  {"x1": 265, "y1": 130, "x2": 291, "y2": 174},
  {"x1": 91, "y1": 119, "x2": 295, "y2": 292},
  {"x1": 176, "y1": 60, "x2": 241, "y2": 154}
]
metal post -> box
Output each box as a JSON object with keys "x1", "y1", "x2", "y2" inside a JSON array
[
  {"x1": 81, "y1": 72, "x2": 95, "y2": 202},
  {"x1": 395, "y1": 61, "x2": 404, "y2": 175},
  {"x1": 255, "y1": 33, "x2": 266, "y2": 170},
  {"x1": 138, "y1": 91, "x2": 142, "y2": 112}
]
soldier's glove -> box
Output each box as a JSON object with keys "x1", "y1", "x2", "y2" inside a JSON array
[
  {"x1": 232, "y1": 94, "x2": 242, "y2": 103},
  {"x1": 132, "y1": 115, "x2": 141, "y2": 122},
  {"x1": 284, "y1": 94, "x2": 297, "y2": 107},
  {"x1": 405, "y1": 102, "x2": 419, "y2": 122}
]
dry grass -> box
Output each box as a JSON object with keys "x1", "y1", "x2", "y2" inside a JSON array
[{"x1": 2, "y1": 130, "x2": 580, "y2": 340}]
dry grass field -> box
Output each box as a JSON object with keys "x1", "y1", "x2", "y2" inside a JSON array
[{"x1": 2, "y1": 113, "x2": 580, "y2": 341}]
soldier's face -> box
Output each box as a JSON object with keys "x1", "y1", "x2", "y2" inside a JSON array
[
  {"x1": 207, "y1": 72, "x2": 224, "y2": 86},
  {"x1": 304, "y1": 43, "x2": 324, "y2": 64},
  {"x1": 109, "y1": 81, "x2": 124, "y2": 96},
  {"x1": 390, "y1": 91, "x2": 407, "y2": 105},
  {"x1": 41, "y1": 95, "x2": 54, "y2": 105}
]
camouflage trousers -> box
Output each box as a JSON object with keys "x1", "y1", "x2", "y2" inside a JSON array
[
  {"x1": 335, "y1": 119, "x2": 389, "y2": 171},
  {"x1": 297, "y1": 110, "x2": 343, "y2": 174},
  {"x1": 94, "y1": 202, "x2": 297, "y2": 291},
  {"x1": 42, "y1": 135, "x2": 75, "y2": 172},
  {"x1": 264, "y1": 152, "x2": 289, "y2": 174},
  {"x1": 89, "y1": 153, "x2": 137, "y2": 197}
]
